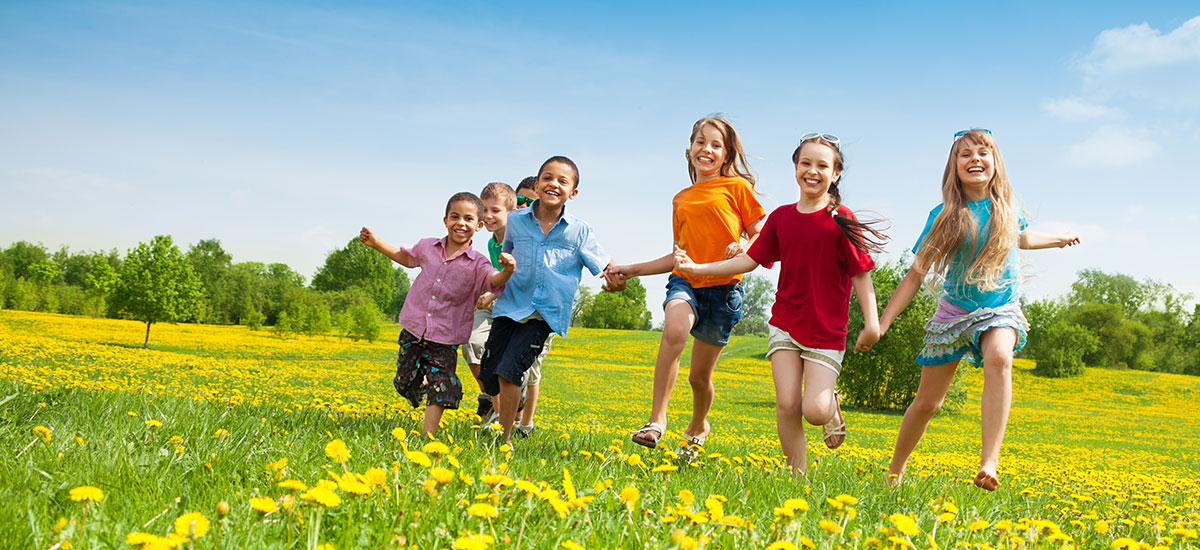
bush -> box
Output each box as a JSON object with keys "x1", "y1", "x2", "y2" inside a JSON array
[
  {"x1": 1021, "y1": 298, "x2": 1064, "y2": 360},
  {"x1": 1031, "y1": 320, "x2": 1098, "y2": 377},
  {"x1": 346, "y1": 301, "x2": 383, "y2": 342},
  {"x1": 841, "y1": 258, "x2": 965, "y2": 412}
]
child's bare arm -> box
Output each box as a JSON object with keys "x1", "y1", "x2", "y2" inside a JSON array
[
  {"x1": 612, "y1": 248, "x2": 676, "y2": 278},
  {"x1": 1019, "y1": 229, "x2": 1080, "y2": 250},
  {"x1": 359, "y1": 227, "x2": 417, "y2": 267},
  {"x1": 878, "y1": 258, "x2": 931, "y2": 336},
  {"x1": 476, "y1": 291, "x2": 498, "y2": 311},
  {"x1": 601, "y1": 260, "x2": 627, "y2": 292},
  {"x1": 725, "y1": 217, "x2": 766, "y2": 259},
  {"x1": 675, "y1": 244, "x2": 758, "y2": 276},
  {"x1": 852, "y1": 270, "x2": 881, "y2": 352},
  {"x1": 489, "y1": 253, "x2": 516, "y2": 287}
]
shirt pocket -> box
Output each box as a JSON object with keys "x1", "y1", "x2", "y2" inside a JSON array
[
  {"x1": 544, "y1": 242, "x2": 580, "y2": 275},
  {"x1": 512, "y1": 237, "x2": 537, "y2": 269}
]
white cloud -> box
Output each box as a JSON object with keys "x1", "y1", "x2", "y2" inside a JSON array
[
  {"x1": 1041, "y1": 97, "x2": 1123, "y2": 121},
  {"x1": 1077, "y1": 17, "x2": 1200, "y2": 108},
  {"x1": 1066, "y1": 126, "x2": 1160, "y2": 166}
]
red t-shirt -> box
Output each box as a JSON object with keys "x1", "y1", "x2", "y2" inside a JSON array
[{"x1": 747, "y1": 203, "x2": 876, "y2": 350}]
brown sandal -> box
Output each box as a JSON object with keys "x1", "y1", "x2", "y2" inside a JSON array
[{"x1": 822, "y1": 392, "x2": 846, "y2": 449}]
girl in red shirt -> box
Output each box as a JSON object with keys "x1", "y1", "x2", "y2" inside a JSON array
[{"x1": 675, "y1": 133, "x2": 887, "y2": 474}]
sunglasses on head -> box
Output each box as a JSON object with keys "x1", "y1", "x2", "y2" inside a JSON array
[
  {"x1": 954, "y1": 128, "x2": 992, "y2": 138},
  {"x1": 800, "y1": 132, "x2": 840, "y2": 146}
]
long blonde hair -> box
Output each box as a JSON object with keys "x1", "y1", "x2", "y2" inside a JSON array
[
  {"x1": 685, "y1": 115, "x2": 756, "y2": 190},
  {"x1": 915, "y1": 130, "x2": 1019, "y2": 291}
]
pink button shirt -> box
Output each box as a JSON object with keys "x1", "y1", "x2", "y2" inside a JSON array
[{"x1": 398, "y1": 237, "x2": 501, "y2": 346}]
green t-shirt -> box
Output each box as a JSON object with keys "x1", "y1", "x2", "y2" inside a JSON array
[{"x1": 488, "y1": 233, "x2": 503, "y2": 270}]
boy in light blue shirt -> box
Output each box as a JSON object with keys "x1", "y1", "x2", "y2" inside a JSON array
[{"x1": 480, "y1": 155, "x2": 624, "y2": 442}]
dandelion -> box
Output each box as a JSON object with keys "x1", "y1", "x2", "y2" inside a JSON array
[
  {"x1": 619, "y1": 486, "x2": 639, "y2": 510},
  {"x1": 278, "y1": 479, "x2": 307, "y2": 491},
  {"x1": 338, "y1": 477, "x2": 371, "y2": 495},
  {"x1": 678, "y1": 489, "x2": 695, "y2": 506},
  {"x1": 766, "y1": 541, "x2": 799, "y2": 550},
  {"x1": 889, "y1": 513, "x2": 919, "y2": 536},
  {"x1": 301, "y1": 487, "x2": 342, "y2": 508},
  {"x1": 213, "y1": 428, "x2": 229, "y2": 438},
  {"x1": 467, "y1": 502, "x2": 499, "y2": 519},
  {"x1": 651, "y1": 464, "x2": 679, "y2": 473},
  {"x1": 173, "y1": 512, "x2": 210, "y2": 539},
  {"x1": 561, "y1": 541, "x2": 585, "y2": 550},
  {"x1": 390, "y1": 427, "x2": 405, "y2": 440},
  {"x1": 324, "y1": 439, "x2": 350, "y2": 464},
  {"x1": 429, "y1": 467, "x2": 455, "y2": 485},
  {"x1": 422, "y1": 441, "x2": 450, "y2": 455},
  {"x1": 250, "y1": 497, "x2": 278, "y2": 515},
  {"x1": 820, "y1": 519, "x2": 842, "y2": 534},
  {"x1": 452, "y1": 534, "x2": 495, "y2": 550},
  {"x1": 69, "y1": 486, "x2": 105, "y2": 502},
  {"x1": 34, "y1": 425, "x2": 52, "y2": 442},
  {"x1": 127, "y1": 412, "x2": 138, "y2": 418},
  {"x1": 405, "y1": 450, "x2": 432, "y2": 468},
  {"x1": 967, "y1": 519, "x2": 990, "y2": 532},
  {"x1": 783, "y1": 498, "x2": 809, "y2": 512},
  {"x1": 144, "y1": 419, "x2": 162, "y2": 428}
]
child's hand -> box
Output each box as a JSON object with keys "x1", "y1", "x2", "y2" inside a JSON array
[
  {"x1": 476, "y1": 292, "x2": 497, "y2": 311},
  {"x1": 359, "y1": 226, "x2": 377, "y2": 248},
  {"x1": 498, "y1": 252, "x2": 515, "y2": 269},
  {"x1": 674, "y1": 245, "x2": 697, "y2": 274},
  {"x1": 854, "y1": 326, "x2": 881, "y2": 352},
  {"x1": 724, "y1": 241, "x2": 747, "y2": 259},
  {"x1": 1057, "y1": 232, "x2": 1080, "y2": 247},
  {"x1": 601, "y1": 266, "x2": 627, "y2": 292}
]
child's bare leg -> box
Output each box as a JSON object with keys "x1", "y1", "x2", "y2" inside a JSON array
[
  {"x1": 887, "y1": 362, "x2": 959, "y2": 484},
  {"x1": 685, "y1": 338, "x2": 722, "y2": 438},
  {"x1": 801, "y1": 362, "x2": 839, "y2": 425},
  {"x1": 770, "y1": 350, "x2": 806, "y2": 472},
  {"x1": 646, "y1": 300, "x2": 696, "y2": 429},
  {"x1": 519, "y1": 384, "x2": 539, "y2": 426},
  {"x1": 422, "y1": 404, "x2": 444, "y2": 438},
  {"x1": 977, "y1": 327, "x2": 1016, "y2": 489},
  {"x1": 496, "y1": 377, "x2": 522, "y2": 442}
]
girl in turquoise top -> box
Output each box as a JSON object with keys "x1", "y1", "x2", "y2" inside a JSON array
[{"x1": 877, "y1": 129, "x2": 1080, "y2": 491}]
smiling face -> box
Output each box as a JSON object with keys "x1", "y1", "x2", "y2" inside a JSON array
[
  {"x1": 480, "y1": 196, "x2": 509, "y2": 233},
  {"x1": 443, "y1": 200, "x2": 483, "y2": 246},
  {"x1": 793, "y1": 141, "x2": 841, "y2": 203},
  {"x1": 536, "y1": 161, "x2": 579, "y2": 209},
  {"x1": 688, "y1": 123, "x2": 728, "y2": 182},
  {"x1": 955, "y1": 139, "x2": 995, "y2": 199}
]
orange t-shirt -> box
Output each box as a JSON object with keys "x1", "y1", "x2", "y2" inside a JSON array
[{"x1": 671, "y1": 176, "x2": 766, "y2": 288}]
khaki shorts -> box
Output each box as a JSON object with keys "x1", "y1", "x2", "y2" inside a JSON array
[
  {"x1": 462, "y1": 309, "x2": 493, "y2": 365},
  {"x1": 766, "y1": 325, "x2": 845, "y2": 375},
  {"x1": 524, "y1": 335, "x2": 552, "y2": 387}
]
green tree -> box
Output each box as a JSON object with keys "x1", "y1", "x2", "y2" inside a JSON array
[
  {"x1": 312, "y1": 238, "x2": 404, "y2": 316},
  {"x1": 840, "y1": 258, "x2": 960, "y2": 411},
  {"x1": 571, "y1": 286, "x2": 595, "y2": 327},
  {"x1": 113, "y1": 235, "x2": 202, "y2": 349},
  {"x1": 577, "y1": 278, "x2": 652, "y2": 330},
  {"x1": 1032, "y1": 320, "x2": 1098, "y2": 377},
  {"x1": 264, "y1": 263, "x2": 305, "y2": 325},
  {"x1": 732, "y1": 273, "x2": 773, "y2": 336},
  {"x1": 1069, "y1": 269, "x2": 1147, "y2": 318},
  {"x1": 2, "y1": 241, "x2": 49, "y2": 280},
  {"x1": 187, "y1": 239, "x2": 233, "y2": 323},
  {"x1": 84, "y1": 255, "x2": 119, "y2": 317},
  {"x1": 220, "y1": 262, "x2": 267, "y2": 325},
  {"x1": 1068, "y1": 303, "x2": 1151, "y2": 369},
  {"x1": 1021, "y1": 298, "x2": 1066, "y2": 360}
]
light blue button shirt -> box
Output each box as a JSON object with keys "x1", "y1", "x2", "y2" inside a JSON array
[{"x1": 494, "y1": 203, "x2": 610, "y2": 336}]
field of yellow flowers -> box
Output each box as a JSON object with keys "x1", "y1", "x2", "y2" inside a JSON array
[{"x1": 2, "y1": 309, "x2": 1198, "y2": 549}]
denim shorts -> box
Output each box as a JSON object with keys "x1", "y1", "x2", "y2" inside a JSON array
[{"x1": 663, "y1": 274, "x2": 744, "y2": 346}]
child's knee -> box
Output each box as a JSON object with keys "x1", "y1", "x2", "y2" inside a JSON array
[
  {"x1": 687, "y1": 370, "x2": 712, "y2": 389},
  {"x1": 776, "y1": 395, "x2": 803, "y2": 417},
  {"x1": 661, "y1": 324, "x2": 689, "y2": 349},
  {"x1": 909, "y1": 396, "x2": 943, "y2": 417},
  {"x1": 802, "y1": 401, "x2": 834, "y2": 426}
]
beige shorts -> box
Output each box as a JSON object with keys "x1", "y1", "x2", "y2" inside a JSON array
[
  {"x1": 766, "y1": 325, "x2": 845, "y2": 375},
  {"x1": 462, "y1": 309, "x2": 493, "y2": 365},
  {"x1": 524, "y1": 335, "x2": 552, "y2": 387}
]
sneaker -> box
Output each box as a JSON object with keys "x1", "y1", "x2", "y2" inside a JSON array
[
  {"x1": 514, "y1": 423, "x2": 535, "y2": 438},
  {"x1": 475, "y1": 393, "x2": 493, "y2": 418}
]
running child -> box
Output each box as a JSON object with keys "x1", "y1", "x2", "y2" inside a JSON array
[
  {"x1": 675, "y1": 132, "x2": 887, "y2": 473},
  {"x1": 511, "y1": 175, "x2": 554, "y2": 437},
  {"x1": 359, "y1": 191, "x2": 515, "y2": 437},
  {"x1": 479, "y1": 156, "x2": 624, "y2": 443},
  {"x1": 878, "y1": 129, "x2": 1080, "y2": 490},
  {"x1": 615, "y1": 115, "x2": 766, "y2": 456}
]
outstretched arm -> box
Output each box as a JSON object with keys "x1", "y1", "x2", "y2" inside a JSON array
[
  {"x1": 879, "y1": 257, "x2": 932, "y2": 336},
  {"x1": 724, "y1": 217, "x2": 767, "y2": 259},
  {"x1": 852, "y1": 270, "x2": 881, "y2": 351},
  {"x1": 1019, "y1": 229, "x2": 1080, "y2": 250},
  {"x1": 489, "y1": 253, "x2": 516, "y2": 287},
  {"x1": 359, "y1": 226, "x2": 416, "y2": 267},
  {"x1": 610, "y1": 246, "x2": 677, "y2": 279},
  {"x1": 674, "y1": 244, "x2": 759, "y2": 277}
]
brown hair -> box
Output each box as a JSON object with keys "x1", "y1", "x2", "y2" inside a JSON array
[
  {"x1": 480, "y1": 181, "x2": 516, "y2": 210},
  {"x1": 444, "y1": 191, "x2": 484, "y2": 217},
  {"x1": 686, "y1": 115, "x2": 756, "y2": 190},
  {"x1": 791, "y1": 137, "x2": 889, "y2": 253}
]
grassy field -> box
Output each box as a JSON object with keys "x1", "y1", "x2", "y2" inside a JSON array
[{"x1": 2, "y1": 309, "x2": 1198, "y2": 549}]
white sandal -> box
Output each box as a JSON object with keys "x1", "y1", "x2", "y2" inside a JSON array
[{"x1": 630, "y1": 422, "x2": 665, "y2": 449}]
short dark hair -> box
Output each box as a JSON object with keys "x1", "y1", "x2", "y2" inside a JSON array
[
  {"x1": 445, "y1": 191, "x2": 484, "y2": 217},
  {"x1": 516, "y1": 176, "x2": 538, "y2": 193},
  {"x1": 538, "y1": 156, "x2": 580, "y2": 187}
]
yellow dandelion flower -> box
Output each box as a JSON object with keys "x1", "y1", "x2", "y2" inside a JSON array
[
  {"x1": 561, "y1": 541, "x2": 585, "y2": 550},
  {"x1": 213, "y1": 429, "x2": 229, "y2": 439},
  {"x1": 627, "y1": 454, "x2": 645, "y2": 467},
  {"x1": 301, "y1": 487, "x2": 342, "y2": 508},
  {"x1": 278, "y1": 479, "x2": 307, "y2": 491},
  {"x1": 889, "y1": 513, "x2": 919, "y2": 536},
  {"x1": 651, "y1": 464, "x2": 679, "y2": 473},
  {"x1": 765, "y1": 542, "x2": 798, "y2": 550},
  {"x1": 422, "y1": 441, "x2": 450, "y2": 455},
  {"x1": 144, "y1": 419, "x2": 162, "y2": 428},
  {"x1": 452, "y1": 534, "x2": 495, "y2": 550},
  {"x1": 1170, "y1": 528, "x2": 1197, "y2": 539},
  {"x1": 968, "y1": 519, "x2": 990, "y2": 532},
  {"x1": 678, "y1": 489, "x2": 695, "y2": 506},
  {"x1": 324, "y1": 439, "x2": 350, "y2": 464},
  {"x1": 1111, "y1": 538, "x2": 1140, "y2": 549},
  {"x1": 33, "y1": 425, "x2": 52, "y2": 442},
  {"x1": 619, "y1": 486, "x2": 639, "y2": 508},
  {"x1": 127, "y1": 412, "x2": 138, "y2": 418},
  {"x1": 820, "y1": 519, "x2": 842, "y2": 534},
  {"x1": 390, "y1": 427, "x2": 405, "y2": 440},
  {"x1": 799, "y1": 537, "x2": 816, "y2": 549},
  {"x1": 835, "y1": 494, "x2": 858, "y2": 506},
  {"x1": 338, "y1": 477, "x2": 371, "y2": 495},
  {"x1": 430, "y1": 467, "x2": 455, "y2": 485},
  {"x1": 68, "y1": 485, "x2": 105, "y2": 502},
  {"x1": 784, "y1": 498, "x2": 809, "y2": 512},
  {"x1": 125, "y1": 532, "x2": 159, "y2": 545},
  {"x1": 405, "y1": 450, "x2": 432, "y2": 468},
  {"x1": 467, "y1": 502, "x2": 499, "y2": 519},
  {"x1": 173, "y1": 512, "x2": 210, "y2": 539},
  {"x1": 363, "y1": 467, "x2": 388, "y2": 488},
  {"x1": 249, "y1": 497, "x2": 278, "y2": 515}
]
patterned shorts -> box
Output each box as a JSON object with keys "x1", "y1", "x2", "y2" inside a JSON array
[
  {"x1": 394, "y1": 329, "x2": 463, "y2": 409},
  {"x1": 917, "y1": 299, "x2": 1028, "y2": 367}
]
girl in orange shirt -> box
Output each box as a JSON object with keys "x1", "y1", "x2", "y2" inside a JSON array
[{"x1": 613, "y1": 115, "x2": 766, "y2": 456}]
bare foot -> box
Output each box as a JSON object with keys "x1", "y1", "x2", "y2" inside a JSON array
[
  {"x1": 973, "y1": 470, "x2": 1000, "y2": 491},
  {"x1": 883, "y1": 472, "x2": 903, "y2": 488}
]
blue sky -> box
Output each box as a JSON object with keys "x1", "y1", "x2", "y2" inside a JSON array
[{"x1": 3, "y1": 2, "x2": 1198, "y2": 325}]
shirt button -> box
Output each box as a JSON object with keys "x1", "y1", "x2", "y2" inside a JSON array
[
  {"x1": 427, "y1": 313, "x2": 431, "y2": 317},
  {"x1": 436, "y1": 278, "x2": 441, "y2": 282}
]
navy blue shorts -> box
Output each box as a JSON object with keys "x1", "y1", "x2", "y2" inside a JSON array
[
  {"x1": 663, "y1": 274, "x2": 744, "y2": 346},
  {"x1": 478, "y1": 315, "x2": 553, "y2": 395}
]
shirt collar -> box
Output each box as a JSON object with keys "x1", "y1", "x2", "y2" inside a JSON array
[{"x1": 435, "y1": 236, "x2": 484, "y2": 262}]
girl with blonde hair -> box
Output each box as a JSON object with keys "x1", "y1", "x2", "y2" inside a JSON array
[{"x1": 879, "y1": 129, "x2": 1079, "y2": 490}]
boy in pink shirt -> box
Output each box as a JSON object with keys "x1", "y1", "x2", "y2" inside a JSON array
[{"x1": 360, "y1": 191, "x2": 515, "y2": 437}]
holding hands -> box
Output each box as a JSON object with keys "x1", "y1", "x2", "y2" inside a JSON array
[
  {"x1": 673, "y1": 245, "x2": 697, "y2": 274},
  {"x1": 724, "y1": 241, "x2": 747, "y2": 259},
  {"x1": 602, "y1": 264, "x2": 628, "y2": 292}
]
